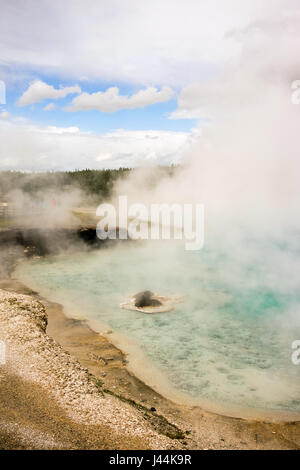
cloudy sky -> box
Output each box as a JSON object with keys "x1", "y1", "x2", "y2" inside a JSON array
[{"x1": 0, "y1": 0, "x2": 299, "y2": 170}]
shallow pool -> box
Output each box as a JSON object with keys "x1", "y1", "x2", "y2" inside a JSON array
[{"x1": 16, "y1": 240, "x2": 300, "y2": 418}]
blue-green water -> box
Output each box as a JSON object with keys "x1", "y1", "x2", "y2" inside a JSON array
[{"x1": 17, "y1": 241, "x2": 300, "y2": 417}]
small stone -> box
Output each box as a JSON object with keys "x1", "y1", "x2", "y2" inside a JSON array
[{"x1": 134, "y1": 291, "x2": 162, "y2": 308}]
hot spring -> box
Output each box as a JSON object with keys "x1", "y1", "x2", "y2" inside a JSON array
[{"x1": 16, "y1": 240, "x2": 300, "y2": 419}]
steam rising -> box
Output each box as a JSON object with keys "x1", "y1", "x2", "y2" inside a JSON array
[
  {"x1": 6, "y1": 187, "x2": 84, "y2": 229},
  {"x1": 110, "y1": 10, "x2": 300, "y2": 338}
]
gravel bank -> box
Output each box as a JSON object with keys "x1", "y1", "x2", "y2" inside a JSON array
[{"x1": 0, "y1": 288, "x2": 182, "y2": 449}]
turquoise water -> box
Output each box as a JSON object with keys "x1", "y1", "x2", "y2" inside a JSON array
[{"x1": 17, "y1": 241, "x2": 300, "y2": 417}]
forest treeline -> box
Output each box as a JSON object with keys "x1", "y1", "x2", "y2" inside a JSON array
[{"x1": 0, "y1": 167, "x2": 178, "y2": 201}]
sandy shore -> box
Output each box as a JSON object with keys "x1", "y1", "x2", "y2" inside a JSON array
[{"x1": 0, "y1": 238, "x2": 299, "y2": 450}]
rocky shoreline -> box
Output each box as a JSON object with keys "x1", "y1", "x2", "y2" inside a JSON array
[
  {"x1": 0, "y1": 285, "x2": 186, "y2": 449},
  {"x1": 0, "y1": 229, "x2": 299, "y2": 450}
]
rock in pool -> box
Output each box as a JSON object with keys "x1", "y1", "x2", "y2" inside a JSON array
[
  {"x1": 134, "y1": 291, "x2": 162, "y2": 308},
  {"x1": 120, "y1": 291, "x2": 184, "y2": 314}
]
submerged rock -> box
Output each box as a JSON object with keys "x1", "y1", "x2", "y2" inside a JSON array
[
  {"x1": 120, "y1": 292, "x2": 184, "y2": 314},
  {"x1": 134, "y1": 291, "x2": 162, "y2": 308}
]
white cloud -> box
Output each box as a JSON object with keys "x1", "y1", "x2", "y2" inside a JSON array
[
  {"x1": 0, "y1": 120, "x2": 191, "y2": 171},
  {"x1": 43, "y1": 126, "x2": 80, "y2": 135},
  {"x1": 0, "y1": 110, "x2": 10, "y2": 120},
  {"x1": 66, "y1": 86, "x2": 174, "y2": 112},
  {"x1": 43, "y1": 102, "x2": 56, "y2": 111},
  {"x1": 168, "y1": 108, "x2": 205, "y2": 120},
  {"x1": 0, "y1": 0, "x2": 278, "y2": 87},
  {"x1": 18, "y1": 80, "x2": 81, "y2": 106},
  {"x1": 171, "y1": 5, "x2": 300, "y2": 121}
]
